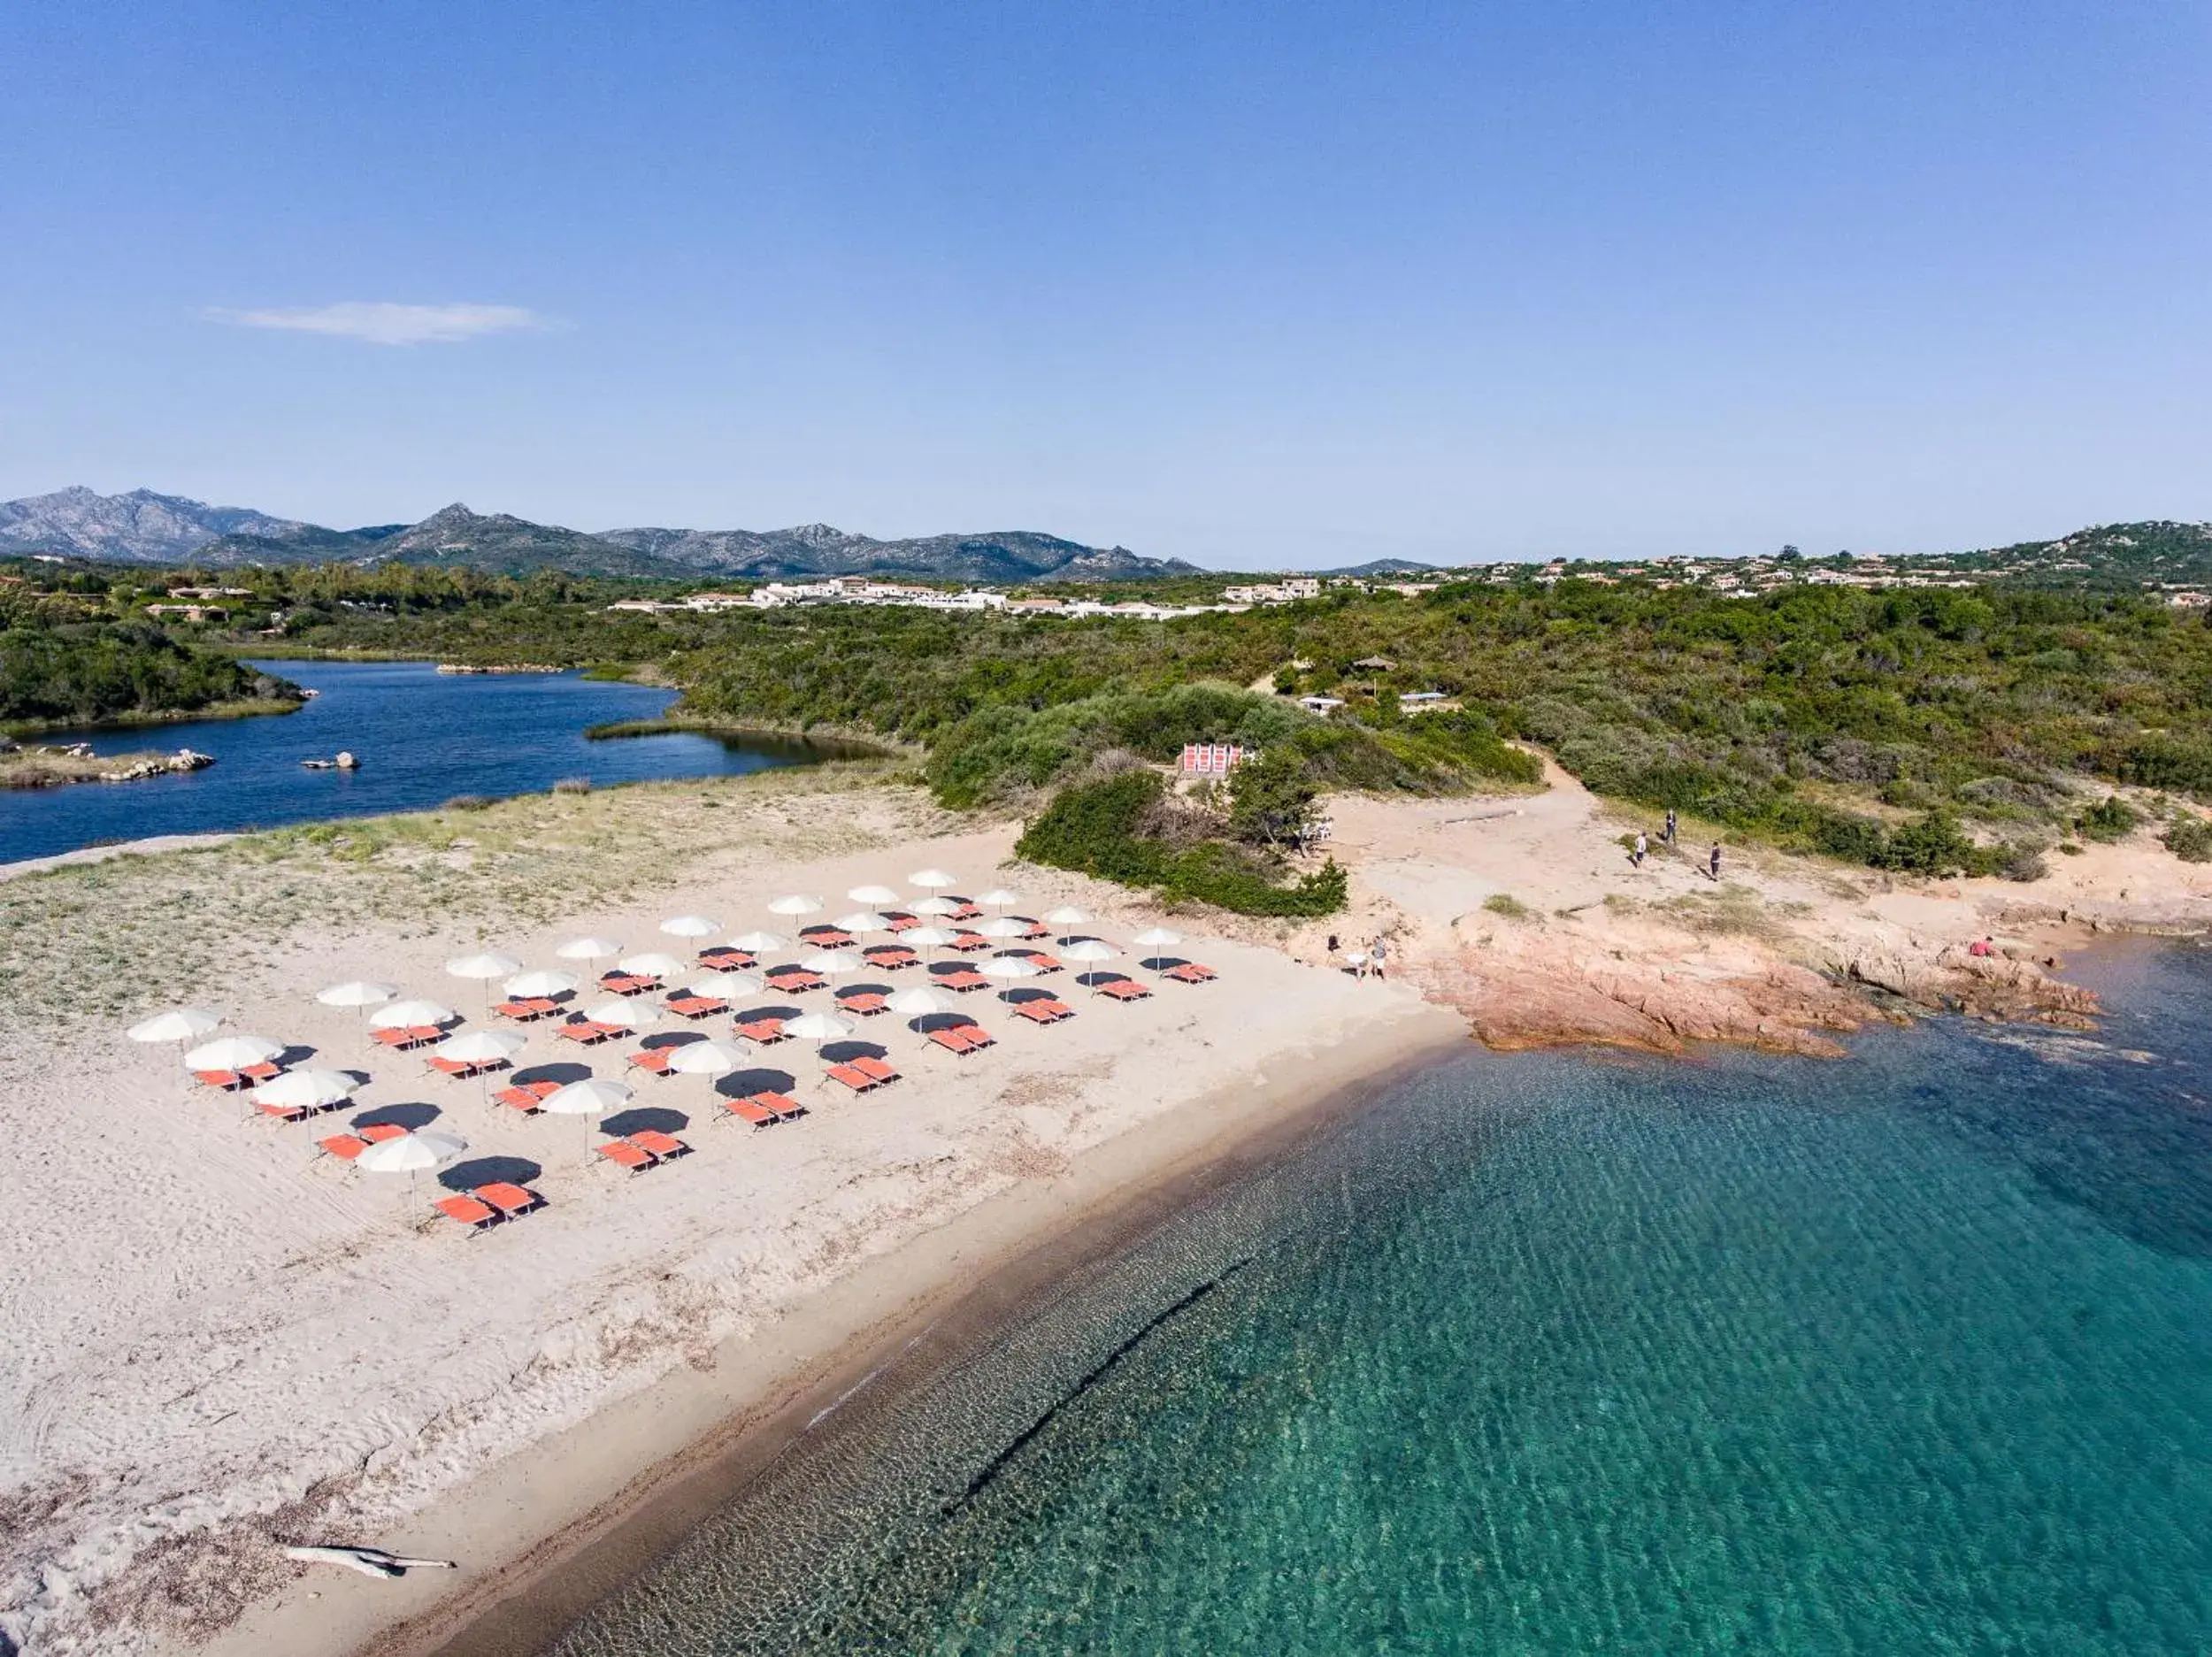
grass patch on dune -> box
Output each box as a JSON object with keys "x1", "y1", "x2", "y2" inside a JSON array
[{"x1": 0, "y1": 761, "x2": 939, "y2": 1030}]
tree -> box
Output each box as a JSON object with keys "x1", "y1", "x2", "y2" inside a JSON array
[
  {"x1": 1778, "y1": 544, "x2": 1802, "y2": 563},
  {"x1": 1226, "y1": 748, "x2": 1317, "y2": 848}
]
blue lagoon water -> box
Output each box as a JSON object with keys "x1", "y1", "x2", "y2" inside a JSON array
[
  {"x1": 549, "y1": 946, "x2": 2212, "y2": 1655},
  {"x1": 1, "y1": 661, "x2": 829, "y2": 863}
]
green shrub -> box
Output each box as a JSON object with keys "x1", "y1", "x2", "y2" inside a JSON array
[
  {"x1": 1016, "y1": 771, "x2": 1348, "y2": 917},
  {"x1": 1481, "y1": 893, "x2": 1533, "y2": 920},
  {"x1": 2077, "y1": 795, "x2": 2140, "y2": 842},
  {"x1": 2162, "y1": 815, "x2": 2212, "y2": 863}
]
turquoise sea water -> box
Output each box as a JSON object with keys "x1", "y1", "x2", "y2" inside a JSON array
[{"x1": 551, "y1": 946, "x2": 2212, "y2": 1655}]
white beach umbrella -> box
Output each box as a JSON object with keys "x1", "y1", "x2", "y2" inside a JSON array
[
  {"x1": 316, "y1": 981, "x2": 396, "y2": 1014},
  {"x1": 617, "y1": 951, "x2": 687, "y2": 979},
  {"x1": 250, "y1": 1068, "x2": 354, "y2": 1112},
  {"x1": 901, "y1": 925, "x2": 956, "y2": 957},
  {"x1": 503, "y1": 969, "x2": 580, "y2": 1000},
  {"x1": 666, "y1": 1039, "x2": 747, "y2": 1077},
  {"x1": 445, "y1": 952, "x2": 522, "y2": 1006},
  {"x1": 586, "y1": 998, "x2": 661, "y2": 1032},
  {"x1": 431, "y1": 1030, "x2": 526, "y2": 1066},
  {"x1": 785, "y1": 1010, "x2": 856, "y2": 1041},
  {"x1": 129, "y1": 1008, "x2": 222, "y2": 1046},
  {"x1": 887, "y1": 986, "x2": 956, "y2": 1018},
  {"x1": 847, "y1": 884, "x2": 902, "y2": 906},
  {"x1": 800, "y1": 949, "x2": 864, "y2": 977},
  {"x1": 727, "y1": 929, "x2": 787, "y2": 954},
  {"x1": 1063, "y1": 938, "x2": 1121, "y2": 995},
  {"x1": 1132, "y1": 927, "x2": 1183, "y2": 949},
  {"x1": 184, "y1": 1034, "x2": 284, "y2": 1073},
  {"x1": 908, "y1": 869, "x2": 957, "y2": 891},
  {"x1": 371, "y1": 998, "x2": 457, "y2": 1032},
  {"x1": 541, "y1": 1077, "x2": 632, "y2": 1116},
  {"x1": 767, "y1": 894, "x2": 826, "y2": 917},
  {"x1": 445, "y1": 952, "x2": 520, "y2": 981},
  {"x1": 834, "y1": 911, "x2": 894, "y2": 935},
  {"x1": 683, "y1": 966, "x2": 763, "y2": 997},
  {"x1": 910, "y1": 895, "x2": 961, "y2": 917},
  {"x1": 357, "y1": 1128, "x2": 467, "y2": 1218},
  {"x1": 975, "y1": 916, "x2": 1028, "y2": 940},
  {"x1": 659, "y1": 914, "x2": 722, "y2": 939},
  {"x1": 556, "y1": 937, "x2": 624, "y2": 962},
  {"x1": 1043, "y1": 906, "x2": 1092, "y2": 929},
  {"x1": 981, "y1": 955, "x2": 1043, "y2": 982},
  {"x1": 976, "y1": 886, "x2": 1021, "y2": 910}
]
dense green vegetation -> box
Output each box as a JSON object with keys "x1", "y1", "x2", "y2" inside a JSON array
[
  {"x1": 11, "y1": 553, "x2": 2211, "y2": 903},
  {"x1": 0, "y1": 587, "x2": 299, "y2": 728}
]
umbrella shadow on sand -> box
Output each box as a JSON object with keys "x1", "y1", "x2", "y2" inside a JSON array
[
  {"x1": 513, "y1": 1061, "x2": 593, "y2": 1088},
  {"x1": 714, "y1": 1068, "x2": 796, "y2": 1098},
  {"x1": 603, "y1": 1105, "x2": 690, "y2": 1137},
  {"x1": 746, "y1": 1003, "x2": 808, "y2": 1024},
  {"x1": 276, "y1": 1043, "x2": 321, "y2": 1068},
  {"x1": 352, "y1": 1101, "x2": 442, "y2": 1132},
  {"x1": 998, "y1": 986, "x2": 1057, "y2": 1006},
  {"x1": 440, "y1": 1155, "x2": 542, "y2": 1192},
  {"x1": 908, "y1": 1011, "x2": 980, "y2": 1036},
  {"x1": 820, "y1": 1039, "x2": 889, "y2": 1064}
]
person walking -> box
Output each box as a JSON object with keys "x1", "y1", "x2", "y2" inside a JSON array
[
  {"x1": 1371, "y1": 937, "x2": 1387, "y2": 980},
  {"x1": 1709, "y1": 841, "x2": 1723, "y2": 882},
  {"x1": 1632, "y1": 831, "x2": 1647, "y2": 868},
  {"x1": 1663, "y1": 808, "x2": 1678, "y2": 845}
]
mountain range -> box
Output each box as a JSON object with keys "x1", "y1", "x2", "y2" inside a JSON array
[{"x1": 0, "y1": 487, "x2": 1198, "y2": 584}]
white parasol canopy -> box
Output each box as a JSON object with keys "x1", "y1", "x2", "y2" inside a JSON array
[
  {"x1": 585, "y1": 998, "x2": 661, "y2": 1032},
  {"x1": 129, "y1": 1008, "x2": 222, "y2": 1045},
  {"x1": 556, "y1": 937, "x2": 624, "y2": 962},
  {"x1": 666, "y1": 1039, "x2": 748, "y2": 1077},
  {"x1": 540, "y1": 1077, "x2": 632, "y2": 1116},
  {"x1": 727, "y1": 929, "x2": 787, "y2": 954},
  {"x1": 887, "y1": 986, "x2": 956, "y2": 1018},
  {"x1": 980, "y1": 955, "x2": 1043, "y2": 981},
  {"x1": 901, "y1": 925, "x2": 956, "y2": 950},
  {"x1": 1063, "y1": 940, "x2": 1119, "y2": 963},
  {"x1": 1043, "y1": 906, "x2": 1092, "y2": 928},
  {"x1": 659, "y1": 915, "x2": 722, "y2": 939},
  {"x1": 250, "y1": 1068, "x2": 355, "y2": 1110},
  {"x1": 503, "y1": 969, "x2": 580, "y2": 1000},
  {"x1": 975, "y1": 916, "x2": 1028, "y2": 939},
  {"x1": 357, "y1": 1128, "x2": 466, "y2": 1174},
  {"x1": 316, "y1": 981, "x2": 396, "y2": 1010},
  {"x1": 910, "y1": 895, "x2": 961, "y2": 917},
  {"x1": 766, "y1": 894, "x2": 826, "y2": 917},
  {"x1": 799, "y1": 949, "x2": 864, "y2": 976},
  {"x1": 785, "y1": 1010, "x2": 856, "y2": 1043},
  {"x1": 1132, "y1": 927, "x2": 1184, "y2": 949},
  {"x1": 371, "y1": 998, "x2": 457, "y2": 1031},
  {"x1": 908, "y1": 869, "x2": 957, "y2": 891},
  {"x1": 617, "y1": 951, "x2": 687, "y2": 979},
  {"x1": 846, "y1": 884, "x2": 902, "y2": 906},
  {"x1": 834, "y1": 911, "x2": 893, "y2": 935},
  {"x1": 976, "y1": 886, "x2": 1021, "y2": 909},
  {"x1": 431, "y1": 1030, "x2": 526, "y2": 1065},
  {"x1": 185, "y1": 1034, "x2": 283, "y2": 1071},
  {"x1": 445, "y1": 952, "x2": 521, "y2": 982}
]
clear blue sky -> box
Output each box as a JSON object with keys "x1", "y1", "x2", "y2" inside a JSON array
[{"x1": 3, "y1": 1, "x2": 2206, "y2": 568}]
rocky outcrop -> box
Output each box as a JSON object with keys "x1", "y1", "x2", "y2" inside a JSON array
[{"x1": 97, "y1": 748, "x2": 214, "y2": 783}]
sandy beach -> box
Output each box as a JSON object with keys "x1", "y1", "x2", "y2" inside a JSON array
[{"x1": 5, "y1": 759, "x2": 2207, "y2": 1656}]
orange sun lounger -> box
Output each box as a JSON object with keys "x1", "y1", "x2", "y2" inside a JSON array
[
  {"x1": 628, "y1": 1129, "x2": 691, "y2": 1160},
  {"x1": 721, "y1": 1097, "x2": 780, "y2": 1129},
  {"x1": 735, "y1": 1017, "x2": 788, "y2": 1046},
  {"x1": 428, "y1": 1054, "x2": 508, "y2": 1080},
  {"x1": 863, "y1": 947, "x2": 919, "y2": 970},
  {"x1": 1014, "y1": 953, "x2": 1064, "y2": 973},
  {"x1": 316, "y1": 1120, "x2": 406, "y2": 1162},
  {"x1": 800, "y1": 929, "x2": 856, "y2": 949},
  {"x1": 599, "y1": 972, "x2": 657, "y2": 996},
  {"x1": 628, "y1": 1047, "x2": 677, "y2": 1076},
  {"x1": 195, "y1": 1062, "x2": 280, "y2": 1091},
  {"x1": 1098, "y1": 978, "x2": 1152, "y2": 1001},
  {"x1": 473, "y1": 1181, "x2": 542, "y2": 1217},
  {"x1": 748, "y1": 1090, "x2": 805, "y2": 1120},
  {"x1": 435, "y1": 1194, "x2": 500, "y2": 1232},
  {"x1": 492, "y1": 997, "x2": 559, "y2": 1022},
  {"x1": 938, "y1": 970, "x2": 991, "y2": 993},
  {"x1": 927, "y1": 1025, "x2": 991, "y2": 1055},
  {"x1": 1013, "y1": 999, "x2": 1074, "y2": 1025},
  {"x1": 557, "y1": 1019, "x2": 620, "y2": 1045},
  {"x1": 697, "y1": 947, "x2": 757, "y2": 969},
  {"x1": 946, "y1": 932, "x2": 990, "y2": 953},
  {"x1": 370, "y1": 1024, "x2": 442, "y2": 1049},
  {"x1": 836, "y1": 991, "x2": 888, "y2": 1016},
  {"x1": 764, "y1": 970, "x2": 826, "y2": 993},
  {"x1": 596, "y1": 1139, "x2": 657, "y2": 1172},
  {"x1": 827, "y1": 1062, "x2": 887, "y2": 1093},
  {"x1": 666, "y1": 993, "x2": 729, "y2": 1020},
  {"x1": 1164, "y1": 963, "x2": 1219, "y2": 984},
  {"x1": 851, "y1": 1055, "x2": 900, "y2": 1085},
  {"x1": 495, "y1": 1079, "x2": 562, "y2": 1113}
]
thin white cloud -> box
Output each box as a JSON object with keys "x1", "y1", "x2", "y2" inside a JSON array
[{"x1": 203, "y1": 301, "x2": 549, "y2": 346}]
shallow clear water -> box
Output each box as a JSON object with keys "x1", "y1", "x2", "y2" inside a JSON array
[
  {"x1": 1, "y1": 661, "x2": 826, "y2": 862},
  {"x1": 554, "y1": 947, "x2": 2212, "y2": 1655}
]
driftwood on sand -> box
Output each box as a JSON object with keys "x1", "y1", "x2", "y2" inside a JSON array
[{"x1": 280, "y1": 1544, "x2": 457, "y2": 1579}]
